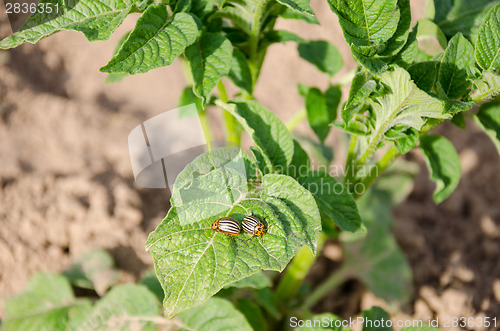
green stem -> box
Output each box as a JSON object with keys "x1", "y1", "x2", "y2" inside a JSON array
[
  {"x1": 198, "y1": 109, "x2": 214, "y2": 151},
  {"x1": 180, "y1": 56, "x2": 213, "y2": 150},
  {"x1": 301, "y1": 266, "x2": 350, "y2": 310},
  {"x1": 286, "y1": 109, "x2": 306, "y2": 132},
  {"x1": 217, "y1": 80, "x2": 241, "y2": 145},
  {"x1": 353, "y1": 145, "x2": 400, "y2": 200},
  {"x1": 275, "y1": 234, "x2": 326, "y2": 303},
  {"x1": 343, "y1": 135, "x2": 358, "y2": 186},
  {"x1": 180, "y1": 56, "x2": 193, "y2": 85}
]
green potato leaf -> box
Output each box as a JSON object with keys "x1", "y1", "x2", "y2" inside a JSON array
[
  {"x1": 179, "y1": 297, "x2": 253, "y2": 331},
  {"x1": 236, "y1": 298, "x2": 267, "y2": 331},
  {"x1": 228, "y1": 49, "x2": 253, "y2": 94},
  {"x1": 361, "y1": 307, "x2": 392, "y2": 331},
  {"x1": 327, "y1": 0, "x2": 400, "y2": 55},
  {"x1": 369, "y1": 67, "x2": 449, "y2": 136},
  {"x1": 471, "y1": 70, "x2": 500, "y2": 102},
  {"x1": 100, "y1": 7, "x2": 198, "y2": 74},
  {"x1": 276, "y1": 0, "x2": 314, "y2": 16},
  {"x1": 105, "y1": 31, "x2": 131, "y2": 84},
  {"x1": 262, "y1": 30, "x2": 306, "y2": 45},
  {"x1": 408, "y1": 61, "x2": 438, "y2": 92},
  {"x1": 213, "y1": 0, "x2": 275, "y2": 37},
  {"x1": 225, "y1": 271, "x2": 272, "y2": 289},
  {"x1": 304, "y1": 85, "x2": 341, "y2": 143},
  {"x1": 286, "y1": 140, "x2": 311, "y2": 178},
  {"x1": 216, "y1": 100, "x2": 294, "y2": 172},
  {"x1": 0, "y1": 0, "x2": 132, "y2": 49},
  {"x1": 420, "y1": 135, "x2": 461, "y2": 204},
  {"x1": 279, "y1": 7, "x2": 320, "y2": 24},
  {"x1": 474, "y1": 101, "x2": 500, "y2": 154},
  {"x1": 435, "y1": 0, "x2": 495, "y2": 38},
  {"x1": 3, "y1": 273, "x2": 91, "y2": 331},
  {"x1": 79, "y1": 284, "x2": 161, "y2": 330},
  {"x1": 380, "y1": 0, "x2": 411, "y2": 57},
  {"x1": 475, "y1": 3, "x2": 500, "y2": 71},
  {"x1": 63, "y1": 249, "x2": 119, "y2": 296},
  {"x1": 186, "y1": 32, "x2": 233, "y2": 102},
  {"x1": 298, "y1": 171, "x2": 364, "y2": 233},
  {"x1": 306, "y1": 88, "x2": 330, "y2": 143},
  {"x1": 438, "y1": 33, "x2": 475, "y2": 99},
  {"x1": 298, "y1": 40, "x2": 343, "y2": 76}
]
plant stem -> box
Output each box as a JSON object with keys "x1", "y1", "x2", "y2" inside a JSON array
[
  {"x1": 217, "y1": 80, "x2": 241, "y2": 145},
  {"x1": 275, "y1": 233, "x2": 326, "y2": 303},
  {"x1": 180, "y1": 56, "x2": 214, "y2": 150},
  {"x1": 353, "y1": 145, "x2": 400, "y2": 200},
  {"x1": 343, "y1": 135, "x2": 358, "y2": 186},
  {"x1": 180, "y1": 56, "x2": 193, "y2": 85},
  {"x1": 198, "y1": 108, "x2": 214, "y2": 151},
  {"x1": 286, "y1": 109, "x2": 306, "y2": 132},
  {"x1": 301, "y1": 266, "x2": 350, "y2": 310}
]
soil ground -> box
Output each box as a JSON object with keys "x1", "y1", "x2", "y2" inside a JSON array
[{"x1": 0, "y1": 1, "x2": 499, "y2": 330}]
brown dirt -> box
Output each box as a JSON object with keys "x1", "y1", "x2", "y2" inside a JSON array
[{"x1": 1, "y1": 1, "x2": 499, "y2": 330}]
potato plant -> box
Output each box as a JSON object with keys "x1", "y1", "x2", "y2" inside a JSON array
[{"x1": 2, "y1": 0, "x2": 500, "y2": 330}]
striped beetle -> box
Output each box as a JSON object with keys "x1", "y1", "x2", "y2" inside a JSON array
[
  {"x1": 211, "y1": 217, "x2": 241, "y2": 236},
  {"x1": 242, "y1": 213, "x2": 268, "y2": 239}
]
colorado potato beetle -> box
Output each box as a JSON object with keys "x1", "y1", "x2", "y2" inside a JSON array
[
  {"x1": 242, "y1": 213, "x2": 268, "y2": 239},
  {"x1": 211, "y1": 217, "x2": 241, "y2": 236}
]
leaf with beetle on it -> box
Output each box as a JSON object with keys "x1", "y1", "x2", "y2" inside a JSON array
[
  {"x1": 186, "y1": 32, "x2": 233, "y2": 102},
  {"x1": 420, "y1": 135, "x2": 461, "y2": 204},
  {"x1": 100, "y1": 6, "x2": 198, "y2": 74},
  {"x1": 146, "y1": 147, "x2": 321, "y2": 317},
  {"x1": 0, "y1": 0, "x2": 133, "y2": 49}
]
